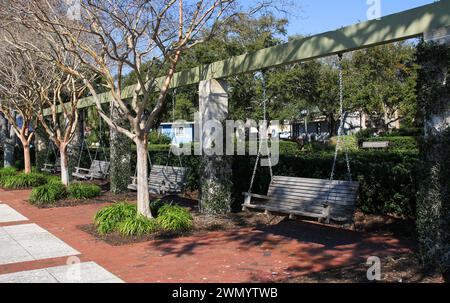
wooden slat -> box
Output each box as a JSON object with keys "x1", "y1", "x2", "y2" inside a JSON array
[
  {"x1": 243, "y1": 204, "x2": 326, "y2": 219},
  {"x1": 267, "y1": 190, "x2": 356, "y2": 202},
  {"x1": 270, "y1": 180, "x2": 358, "y2": 190},
  {"x1": 271, "y1": 180, "x2": 358, "y2": 191},
  {"x1": 266, "y1": 197, "x2": 355, "y2": 208},
  {"x1": 266, "y1": 197, "x2": 355, "y2": 209},
  {"x1": 273, "y1": 176, "x2": 358, "y2": 186},
  {"x1": 362, "y1": 141, "x2": 390, "y2": 149},
  {"x1": 246, "y1": 175, "x2": 358, "y2": 222},
  {"x1": 268, "y1": 186, "x2": 357, "y2": 199},
  {"x1": 267, "y1": 196, "x2": 355, "y2": 208},
  {"x1": 250, "y1": 201, "x2": 353, "y2": 219}
]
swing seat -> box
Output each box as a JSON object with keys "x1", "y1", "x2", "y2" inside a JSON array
[
  {"x1": 42, "y1": 157, "x2": 61, "y2": 174},
  {"x1": 72, "y1": 160, "x2": 110, "y2": 180},
  {"x1": 361, "y1": 141, "x2": 390, "y2": 149},
  {"x1": 242, "y1": 176, "x2": 359, "y2": 223},
  {"x1": 127, "y1": 165, "x2": 188, "y2": 195}
]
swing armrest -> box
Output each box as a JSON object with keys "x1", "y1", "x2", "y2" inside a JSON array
[
  {"x1": 74, "y1": 167, "x2": 91, "y2": 173},
  {"x1": 242, "y1": 192, "x2": 270, "y2": 200}
]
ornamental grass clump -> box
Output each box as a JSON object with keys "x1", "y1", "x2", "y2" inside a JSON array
[
  {"x1": 156, "y1": 204, "x2": 193, "y2": 232},
  {"x1": 94, "y1": 202, "x2": 137, "y2": 235},
  {"x1": 29, "y1": 181, "x2": 67, "y2": 206},
  {"x1": 67, "y1": 182, "x2": 101, "y2": 199},
  {"x1": 94, "y1": 200, "x2": 194, "y2": 237},
  {"x1": 1, "y1": 172, "x2": 48, "y2": 189}
]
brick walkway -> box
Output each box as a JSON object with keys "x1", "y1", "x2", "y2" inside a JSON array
[{"x1": 0, "y1": 189, "x2": 413, "y2": 283}]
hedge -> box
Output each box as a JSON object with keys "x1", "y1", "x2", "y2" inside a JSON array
[
  {"x1": 144, "y1": 150, "x2": 419, "y2": 217},
  {"x1": 232, "y1": 151, "x2": 420, "y2": 217},
  {"x1": 366, "y1": 136, "x2": 418, "y2": 151}
]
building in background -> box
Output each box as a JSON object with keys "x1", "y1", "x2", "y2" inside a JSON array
[{"x1": 158, "y1": 122, "x2": 195, "y2": 145}]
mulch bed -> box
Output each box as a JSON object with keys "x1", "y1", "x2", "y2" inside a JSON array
[
  {"x1": 77, "y1": 194, "x2": 417, "y2": 247},
  {"x1": 284, "y1": 252, "x2": 443, "y2": 283},
  {"x1": 48, "y1": 191, "x2": 137, "y2": 208},
  {"x1": 78, "y1": 196, "x2": 277, "y2": 246},
  {"x1": 29, "y1": 180, "x2": 137, "y2": 208}
]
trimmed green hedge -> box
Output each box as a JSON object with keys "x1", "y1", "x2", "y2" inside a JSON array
[
  {"x1": 232, "y1": 151, "x2": 420, "y2": 217},
  {"x1": 146, "y1": 149, "x2": 419, "y2": 218}
]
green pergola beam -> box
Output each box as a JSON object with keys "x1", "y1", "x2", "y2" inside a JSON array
[{"x1": 45, "y1": 0, "x2": 450, "y2": 115}]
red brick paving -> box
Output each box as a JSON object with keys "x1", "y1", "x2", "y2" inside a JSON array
[{"x1": 0, "y1": 188, "x2": 413, "y2": 283}]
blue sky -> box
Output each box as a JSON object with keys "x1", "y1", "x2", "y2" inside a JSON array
[{"x1": 282, "y1": 0, "x2": 434, "y2": 37}]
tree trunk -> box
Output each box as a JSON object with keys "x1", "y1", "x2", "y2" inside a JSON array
[
  {"x1": 360, "y1": 111, "x2": 367, "y2": 130},
  {"x1": 34, "y1": 127, "x2": 49, "y2": 171},
  {"x1": 3, "y1": 139, "x2": 15, "y2": 168},
  {"x1": 109, "y1": 105, "x2": 131, "y2": 193},
  {"x1": 136, "y1": 138, "x2": 152, "y2": 218},
  {"x1": 1, "y1": 113, "x2": 15, "y2": 167},
  {"x1": 60, "y1": 145, "x2": 70, "y2": 186},
  {"x1": 23, "y1": 143, "x2": 31, "y2": 174},
  {"x1": 67, "y1": 109, "x2": 85, "y2": 181},
  {"x1": 329, "y1": 115, "x2": 337, "y2": 136}
]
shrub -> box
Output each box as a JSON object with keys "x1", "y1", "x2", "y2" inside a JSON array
[
  {"x1": 46, "y1": 176, "x2": 63, "y2": 184},
  {"x1": 366, "y1": 136, "x2": 418, "y2": 151},
  {"x1": 0, "y1": 167, "x2": 17, "y2": 186},
  {"x1": 67, "y1": 183, "x2": 101, "y2": 199},
  {"x1": 278, "y1": 141, "x2": 302, "y2": 156},
  {"x1": 118, "y1": 215, "x2": 159, "y2": 237},
  {"x1": 385, "y1": 127, "x2": 422, "y2": 137},
  {"x1": 149, "y1": 131, "x2": 172, "y2": 145},
  {"x1": 156, "y1": 204, "x2": 193, "y2": 232},
  {"x1": 329, "y1": 135, "x2": 358, "y2": 151},
  {"x1": 232, "y1": 150, "x2": 420, "y2": 217},
  {"x1": 355, "y1": 128, "x2": 377, "y2": 141},
  {"x1": 94, "y1": 202, "x2": 137, "y2": 235},
  {"x1": 0, "y1": 167, "x2": 16, "y2": 177},
  {"x1": 149, "y1": 199, "x2": 165, "y2": 217},
  {"x1": 29, "y1": 182, "x2": 67, "y2": 206},
  {"x1": 1, "y1": 172, "x2": 48, "y2": 189}
]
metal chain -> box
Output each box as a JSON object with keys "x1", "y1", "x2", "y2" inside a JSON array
[
  {"x1": 262, "y1": 75, "x2": 273, "y2": 181},
  {"x1": 344, "y1": 122, "x2": 352, "y2": 181},
  {"x1": 248, "y1": 73, "x2": 273, "y2": 193},
  {"x1": 165, "y1": 89, "x2": 183, "y2": 169},
  {"x1": 329, "y1": 54, "x2": 352, "y2": 183}
]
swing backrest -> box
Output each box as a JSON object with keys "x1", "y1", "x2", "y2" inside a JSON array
[
  {"x1": 148, "y1": 165, "x2": 188, "y2": 195},
  {"x1": 89, "y1": 160, "x2": 110, "y2": 178},
  {"x1": 267, "y1": 176, "x2": 359, "y2": 222}
]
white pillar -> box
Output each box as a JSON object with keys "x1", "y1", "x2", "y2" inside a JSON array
[
  {"x1": 424, "y1": 26, "x2": 450, "y2": 135},
  {"x1": 198, "y1": 79, "x2": 232, "y2": 214},
  {"x1": 418, "y1": 26, "x2": 450, "y2": 279}
]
